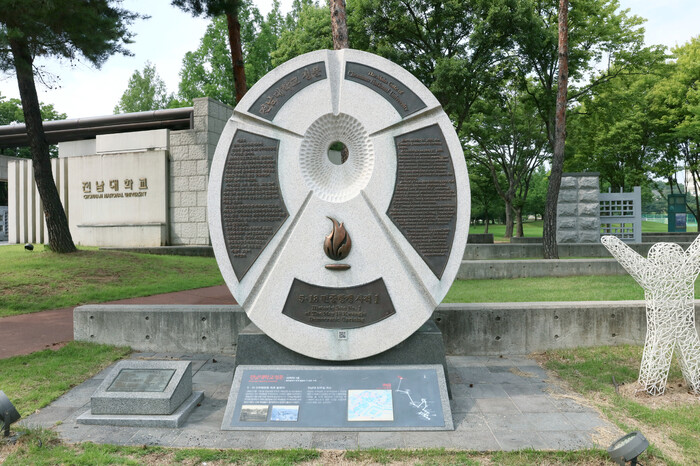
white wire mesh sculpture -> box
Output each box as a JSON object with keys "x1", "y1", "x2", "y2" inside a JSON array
[{"x1": 602, "y1": 235, "x2": 700, "y2": 395}]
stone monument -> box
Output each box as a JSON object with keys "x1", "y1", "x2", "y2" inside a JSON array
[
  {"x1": 208, "y1": 49, "x2": 470, "y2": 362},
  {"x1": 77, "y1": 360, "x2": 203, "y2": 427}
]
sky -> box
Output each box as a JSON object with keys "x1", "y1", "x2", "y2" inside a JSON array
[{"x1": 0, "y1": 0, "x2": 697, "y2": 120}]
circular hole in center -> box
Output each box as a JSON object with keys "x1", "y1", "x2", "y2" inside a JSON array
[{"x1": 327, "y1": 141, "x2": 349, "y2": 165}]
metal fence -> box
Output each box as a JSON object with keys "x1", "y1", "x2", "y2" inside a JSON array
[{"x1": 600, "y1": 187, "x2": 642, "y2": 243}]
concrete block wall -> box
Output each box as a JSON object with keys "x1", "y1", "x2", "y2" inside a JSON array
[
  {"x1": 74, "y1": 302, "x2": 700, "y2": 356},
  {"x1": 169, "y1": 97, "x2": 233, "y2": 245},
  {"x1": 557, "y1": 173, "x2": 600, "y2": 243}
]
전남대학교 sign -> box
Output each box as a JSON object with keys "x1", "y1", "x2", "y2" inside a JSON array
[{"x1": 208, "y1": 49, "x2": 470, "y2": 361}]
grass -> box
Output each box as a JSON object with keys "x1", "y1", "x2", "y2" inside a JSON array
[
  {"x1": 541, "y1": 345, "x2": 700, "y2": 465},
  {"x1": 470, "y1": 220, "x2": 698, "y2": 243},
  {"x1": 1, "y1": 437, "x2": 617, "y2": 466},
  {"x1": 0, "y1": 342, "x2": 130, "y2": 416},
  {"x1": 443, "y1": 275, "x2": 693, "y2": 302},
  {"x1": 469, "y1": 220, "x2": 543, "y2": 242},
  {"x1": 0, "y1": 245, "x2": 224, "y2": 317}
]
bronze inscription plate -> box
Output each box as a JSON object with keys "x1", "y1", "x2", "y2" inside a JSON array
[
  {"x1": 344, "y1": 62, "x2": 427, "y2": 118},
  {"x1": 221, "y1": 130, "x2": 289, "y2": 280},
  {"x1": 387, "y1": 124, "x2": 457, "y2": 279},
  {"x1": 107, "y1": 369, "x2": 175, "y2": 393},
  {"x1": 282, "y1": 278, "x2": 396, "y2": 329},
  {"x1": 249, "y1": 61, "x2": 327, "y2": 121}
]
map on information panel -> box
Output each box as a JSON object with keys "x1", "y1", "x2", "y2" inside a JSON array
[{"x1": 347, "y1": 390, "x2": 394, "y2": 421}]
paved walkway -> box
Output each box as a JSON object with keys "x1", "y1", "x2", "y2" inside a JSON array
[
  {"x1": 21, "y1": 352, "x2": 621, "y2": 450},
  {"x1": 0, "y1": 285, "x2": 235, "y2": 359}
]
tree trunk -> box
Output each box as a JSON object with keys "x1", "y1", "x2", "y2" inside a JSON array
[
  {"x1": 515, "y1": 207, "x2": 524, "y2": 237},
  {"x1": 329, "y1": 0, "x2": 349, "y2": 49},
  {"x1": 226, "y1": 12, "x2": 247, "y2": 103},
  {"x1": 504, "y1": 201, "x2": 514, "y2": 238},
  {"x1": 483, "y1": 211, "x2": 489, "y2": 234},
  {"x1": 10, "y1": 38, "x2": 76, "y2": 253},
  {"x1": 543, "y1": 0, "x2": 569, "y2": 259}
]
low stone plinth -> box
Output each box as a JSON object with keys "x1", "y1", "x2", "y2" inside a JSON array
[
  {"x1": 77, "y1": 360, "x2": 203, "y2": 428},
  {"x1": 90, "y1": 360, "x2": 192, "y2": 415}
]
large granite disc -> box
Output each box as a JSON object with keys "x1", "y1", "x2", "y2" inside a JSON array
[{"x1": 209, "y1": 49, "x2": 470, "y2": 360}]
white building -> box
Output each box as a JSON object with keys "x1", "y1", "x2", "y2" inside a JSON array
[{"x1": 0, "y1": 98, "x2": 232, "y2": 247}]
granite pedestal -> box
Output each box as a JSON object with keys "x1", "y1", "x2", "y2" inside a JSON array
[
  {"x1": 77, "y1": 360, "x2": 203, "y2": 428},
  {"x1": 234, "y1": 320, "x2": 452, "y2": 398}
]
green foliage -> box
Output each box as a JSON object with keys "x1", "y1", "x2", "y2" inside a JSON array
[
  {"x1": 0, "y1": 245, "x2": 223, "y2": 317},
  {"x1": 179, "y1": 15, "x2": 237, "y2": 106},
  {"x1": 171, "y1": 0, "x2": 242, "y2": 17},
  {"x1": 468, "y1": 161, "x2": 507, "y2": 228},
  {"x1": 647, "y1": 37, "x2": 700, "y2": 220},
  {"x1": 566, "y1": 70, "x2": 665, "y2": 190},
  {"x1": 352, "y1": 0, "x2": 511, "y2": 134},
  {"x1": 178, "y1": 1, "x2": 281, "y2": 106},
  {"x1": 0, "y1": 93, "x2": 66, "y2": 158},
  {"x1": 523, "y1": 166, "x2": 548, "y2": 219},
  {"x1": 0, "y1": 0, "x2": 141, "y2": 72},
  {"x1": 465, "y1": 77, "x2": 549, "y2": 235},
  {"x1": 0, "y1": 342, "x2": 130, "y2": 416},
  {"x1": 114, "y1": 61, "x2": 177, "y2": 113},
  {"x1": 242, "y1": 0, "x2": 284, "y2": 85},
  {"x1": 271, "y1": 1, "x2": 332, "y2": 66},
  {"x1": 512, "y1": 0, "x2": 661, "y2": 149}
]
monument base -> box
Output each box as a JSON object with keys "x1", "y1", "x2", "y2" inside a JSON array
[{"x1": 234, "y1": 320, "x2": 451, "y2": 398}]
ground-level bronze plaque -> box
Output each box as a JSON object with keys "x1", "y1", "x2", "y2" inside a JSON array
[{"x1": 282, "y1": 278, "x2": 396, "y2": 329}]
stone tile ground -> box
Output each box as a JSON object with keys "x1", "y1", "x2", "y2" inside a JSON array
[{"x1": 21, "y1": 354, "x2": 620, "y2": 450}]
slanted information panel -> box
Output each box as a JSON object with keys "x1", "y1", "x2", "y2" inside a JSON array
[{"x1": 222, "y1": 365, "x2": 453, "y2": 431}]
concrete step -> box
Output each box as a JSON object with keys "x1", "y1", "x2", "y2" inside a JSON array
[
  {"x1": 463, "y1": 242, "x2": 694, "y2": 260},
  {"x1": 458, "y1": 258, "x2": 625, "y2": 279}
]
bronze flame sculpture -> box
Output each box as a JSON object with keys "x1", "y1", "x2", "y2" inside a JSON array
[{"x1": 324, "y1": 217, "x2": 351, "y2": 268}]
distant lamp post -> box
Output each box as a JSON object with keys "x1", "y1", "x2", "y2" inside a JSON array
[
  {"x1": 607, "y1": 431, "x2": 649, "y2": 465},
  {"x1": 0, "y1": 390, "x2": 20, "y2": 437}
]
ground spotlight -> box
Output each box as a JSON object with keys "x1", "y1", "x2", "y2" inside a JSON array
[
  {"x1": 0, "y1": 390, "x2": 21, "y2": 437},
  {"x1": 24, "y1": 243, "x2": 33, "y2": 251},
  {"x1": 608, "y1": 431, "x2": 649, "y2": 465}
]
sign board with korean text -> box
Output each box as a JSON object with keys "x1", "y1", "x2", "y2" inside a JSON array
[{"x1": 68, "y1": 151, "x2": 168, "y2": 247}]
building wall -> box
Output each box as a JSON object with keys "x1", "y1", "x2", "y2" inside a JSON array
[
  {"x1": 6, "y1": 97, "x2": 233, "y2": 247},
  {"x1": 169, "y1": 98, "x2": 233, "y2": 245}
]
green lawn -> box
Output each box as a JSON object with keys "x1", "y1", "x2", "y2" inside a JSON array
[
  {"x1": 470, "y1": 220, "x2": 698, "y2": 242},
  {"x1": 543, "y1": 345, "x2": 700, "y2": 465},
  {"x1": 445, "y1": 275, "x2": 665, "y2": 302},
  {"x1": 469, "y1": 220, "x2": 544, "y2": 242},
  {"x1": 0, "y1": 246, "x2": 682, "y2": 319},
  {"x1": 0, "y1": 245, "x2": 224, "y2": 318},
  {"x1": 0, "y1": 342, "x2": 130, "y2": 417}
]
